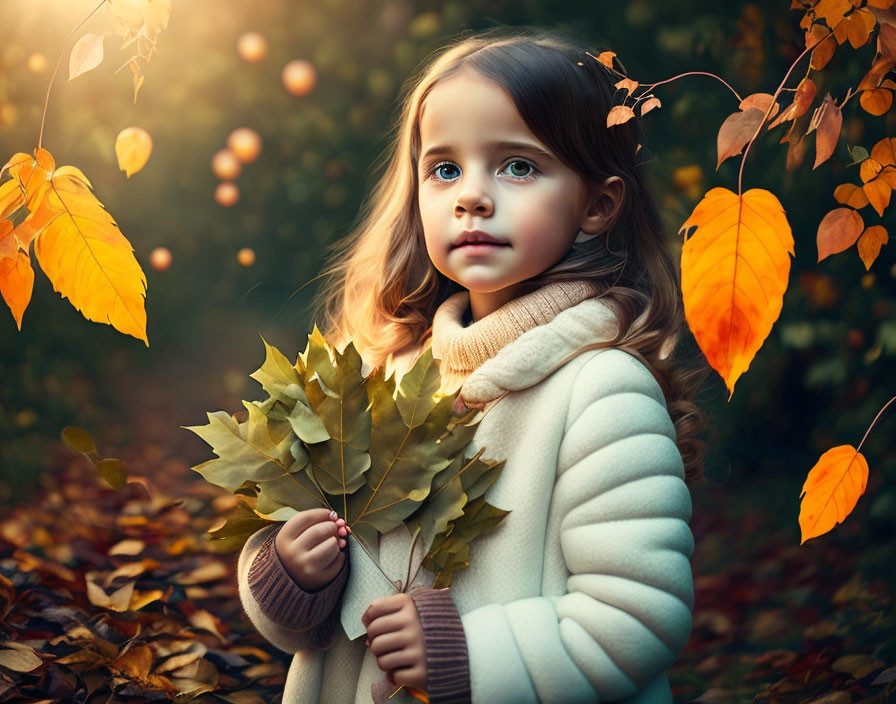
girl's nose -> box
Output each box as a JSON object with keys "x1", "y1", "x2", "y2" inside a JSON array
[{"x1": 454, "y1": 184, "x2": 493, "y2": 216}]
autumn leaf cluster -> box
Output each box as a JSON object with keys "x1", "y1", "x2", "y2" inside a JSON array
[{"x1": 186, "y1": 330, "x2": 509, "y2": 588}]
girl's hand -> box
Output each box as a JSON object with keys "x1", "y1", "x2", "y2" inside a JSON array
[
  {"x1": 362, "y1": 593, "x2": 427, "y2": 692},
  {"x1": 274, "y1": 508, "x2": 351, "y2": 591}
]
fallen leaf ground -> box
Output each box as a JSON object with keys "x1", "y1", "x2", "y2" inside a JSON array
[{"x1": 1, "y1": 345, "x2": 894, "y2": 704}]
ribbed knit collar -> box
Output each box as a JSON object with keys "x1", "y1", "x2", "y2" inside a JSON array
[{"x1": 430, "y1": 279, "x2": 603, "y2": 397}]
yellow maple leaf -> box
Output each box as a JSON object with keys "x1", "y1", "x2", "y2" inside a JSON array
[
  {"x1": 0, "y1": 148, "x2": 148, "y2": 344},
  {"x1": 679, "y1": 187, "x2": 794, "y2": 398}
]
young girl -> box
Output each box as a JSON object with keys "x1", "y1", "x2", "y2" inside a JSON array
[{"x1": 237, "y1": 25, "x2": 709, "y2": 704}]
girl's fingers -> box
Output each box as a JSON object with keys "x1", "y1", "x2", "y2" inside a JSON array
[{"x1": 306, "y1": 535, "x2": 342, "y2": 568}]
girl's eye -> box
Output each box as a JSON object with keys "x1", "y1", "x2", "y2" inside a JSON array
[
  {"x1": 504, "y1": 160, "x2": 535, "y2": 179},
  {"x1": 425, "y1": 159, "x2": 537, "y2": 182}
]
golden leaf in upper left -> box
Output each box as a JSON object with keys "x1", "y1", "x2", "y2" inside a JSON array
[{"x1": 0, "y1": 148, "x2": 148, "y2": 344}]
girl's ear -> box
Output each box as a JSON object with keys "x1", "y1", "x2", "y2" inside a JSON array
[{"x1": 578, "y1": 176, "x2": 625, "y2": 237}]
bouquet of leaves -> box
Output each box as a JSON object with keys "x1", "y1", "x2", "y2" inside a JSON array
[{"x1": 185, "y1": 327, "x2": 510, "y2": 590}]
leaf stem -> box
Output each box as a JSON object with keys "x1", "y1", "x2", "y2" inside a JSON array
[
  {"x1": 855, "y1": 394, "x2": 896, "y2": 455},
  {"x1": 639, "y1": 70, "x2": 744, "y2": 103},
  {"x1": 38, "y1": 0, "x2": 108, "y2": 151},
  {"x1": 736, "y1": 28, "x2": 832, "y2": 198}
]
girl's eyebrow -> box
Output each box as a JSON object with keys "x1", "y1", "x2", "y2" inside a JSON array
[{"x1": 421, "y1": 139, "x2": 553, "y2": 162}]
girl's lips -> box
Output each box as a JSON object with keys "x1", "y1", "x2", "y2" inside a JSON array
[{"x1": 451, "y1": 242, "x2": 511, "y2": 254}]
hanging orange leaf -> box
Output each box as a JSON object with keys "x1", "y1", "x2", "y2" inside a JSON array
[
  {"x1": 816, "y1": 207, "x2": 864, "y2": 261},
  {"x1": 857, "y1": 225, "x2": 888, "y2": 268},
  {"x1": 807, "y1": 24, "x2": 837, "y2": 69},
  {"x1": 606, "y1": 105, "x2": 635, "y2": 127},
  {"x1": 833, "y1": 182, "x2": 870, "y2": 208},
  {"x1": 863, "y1": 176, "x2": 891, "y2": 215},
  {"x1": 859, "y1": 86, "x2": 893, "y2": 115},
  {"x1": 799, "y1": 445, "x2": 868, "y2": 544},
  {"x1": 815, "y1": 0, "x2": 853, "y2": 28},
  {"x1": 717, "y1": 107, "x2": 766, "y2": 169},
  {"x1": 0, "y1": 148, "x2": 148, "y2": 344},
  {"x1": 833, "y1": 6, "x2": 876, "y2": 48},
  {"x1": 769, "y1": 78, "x2": 816, "y2": 129},
  {"x1": 639, "y1": 96, "x2": 661, "y2": 116},
  {"x1": 614, "y1": 78, "x2": 639, "y2": 95},
  {"x1": 0, "y1": 219, "x2": 34, "y2": 329},
  {"x1": 679, "y1": 187, "x2": 794, "y2": 398},
  {"x1": 740, "y1": 92, "x2": 780, "y2": 120},
  {"x1": 595, "y1": 51, "x2": 616, "y2": 69},
  {"x1": 807, "y1": 93, "x2": 842, "y2": 169},
  {"x1": 858, "y1": 24, "x2": 896, "y2": 90},
  {"x1": 115, "y1": 127, "x2": 152, "y2": 177},
  {"x1": 69, "y1": 32, "x2": 104, "y2": 80},
  {"x1": 869, "y1": 136, "x2": 896, "y2": 187}
]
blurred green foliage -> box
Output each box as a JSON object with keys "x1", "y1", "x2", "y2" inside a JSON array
[{"x1": 0, "y1": 0, "x2": 894, "y2": 535}]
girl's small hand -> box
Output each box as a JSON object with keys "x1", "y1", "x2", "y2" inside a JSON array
[{"x1": 362, "y1": 593, "x2": 427, "y2": 692}]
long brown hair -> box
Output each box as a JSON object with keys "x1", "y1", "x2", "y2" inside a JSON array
[{"x1": 311, "y1": 26, "x2": 712, "y2": 485}]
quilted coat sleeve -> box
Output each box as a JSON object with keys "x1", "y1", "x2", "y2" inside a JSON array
[
  {"x1": 460, "y1": 350, "x2": 695, "y2": 703},
  {"x1": 237, "y1": 523, "x2": 349, "y2": 654}
]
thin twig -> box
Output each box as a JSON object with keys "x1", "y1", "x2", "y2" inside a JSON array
[{"x1": 39, "y1": 0, "x2": 107, "y2": 151}]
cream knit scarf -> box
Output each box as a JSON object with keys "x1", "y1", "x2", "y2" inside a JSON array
[{"x1": 428, "y1": 279, "x2": 602, "y2": 398}]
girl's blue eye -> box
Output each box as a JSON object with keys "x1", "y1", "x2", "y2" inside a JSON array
[{"x1": 426, "y1": 159, "x2": 537, "y2": 182}]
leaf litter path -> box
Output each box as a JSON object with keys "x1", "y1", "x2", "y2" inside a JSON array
[{"x1": 0, "y1": 328, "x2": 894, "y2": 703}]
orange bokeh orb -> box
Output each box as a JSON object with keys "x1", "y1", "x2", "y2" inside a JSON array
[
  {"x1": 215, "y1": 182, "x2": 240, "y2": 207},
  {"x1": 226, "y1": 128, "x2": 262, "y2": 164},
  {"x1": 149, "y1": 246, "x2": 172, "y2": 271},
  {"x1": 27, "y1": 53, "x2": 47, "y2": 74},
  {"x1": 212, "y1": 149, "x2": 242, "y2": 181},
  {"x1": 282, "y1": 59, "x2": 317, "y2": 97},
  {"x1": 237, "y1": 32, "x2": 268, "y2": 63},
  {"x1": 237, "y1": 247, "x2": 256, "y2": 266}
]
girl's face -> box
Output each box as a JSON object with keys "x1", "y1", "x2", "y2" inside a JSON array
[{"x1": 416, "y1": 68, "x2": 595, "y2": 319}]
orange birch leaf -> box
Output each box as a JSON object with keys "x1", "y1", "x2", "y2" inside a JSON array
[
  {"x1": 833, "y1": 183, "x2": 870, "y2": 208},
  {"x1": 595, "y1": 51, "x2": 616, "y2": 68},
  {"x1": 769, "y1": 78, "x2": 816, "y2": 128},
  {"x1": 8, "y1": 149, "x2": 148, "y2": 343},
  {"x1": 607, "y1": 105, "x2": 635, "y2": 127},
  {"x1": 862, "y1": 177, "x2": 891, "y2": 215},
  {"x1": 679, "y1": 188, "x2": 794, "y2": 399},
  {"x1": 877, "y1": 18, "x2": 896, "y2": 57},
  {"x1": 0, "y1": 219, "x2": 34, "y2": 329},
  {"x1": 817, "y1": 207, "x2": 864, "y2": 261},
  {"x1": 857, "y1": 55, "x2": 895, "y2": 90},
  {"x1": 799, "y1": 445, "x2": 869, "y2": 544},
  {"x1": 815, "y1": 0, "x2": 852, "y2": 28},
  {"x1": 115, "y1": 127, "x2": 152, "y2": 177},
  {"x1": 843, "y1": 7, "x2": 876, "y2": 48},
  {"x1": 808, "y1": 26, "x2": 837, "y2": 69},
  {"x1": 69, "y1": 32, "x2": 104, "y2": 80},
  {"x1": 859, "y1": 157, "x2": 883, "y2": 183},
  {"x1": 811, "y1": 94, "x2": 842, "y2": 169},
  {"x1": 740, "y1": 92, "x2": 780, "y2": 118},
  {"x1": 717, "y1": 108, "x2": 766, "y2": 169},
  {"x1": 859, "y1": 87, "x2": 893, "y2": 115},
  {"x1": 614, "y1": 78, "x2": 639, "y2": 95},
  {"x1": 869, "y1": 136, "x2": 896, "y2": 181},
  {"x1": 639, "y1": 97, "x2": 661, "y2": 116},
  {"x1": 857, "y1": 225, "x2": 888, "y2": 268}
]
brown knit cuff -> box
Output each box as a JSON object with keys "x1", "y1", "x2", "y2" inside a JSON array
[
  {"x1": 247, "y1": 524, "x2": 350, "y2": 636},
  {"x1": 408, "y1": 586, "x2": 471, "y2": 704}
]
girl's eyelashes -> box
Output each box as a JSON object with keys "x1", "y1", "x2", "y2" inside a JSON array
[{"x1": 424, "y1": 159, "x2": 539, "y2": 183}]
